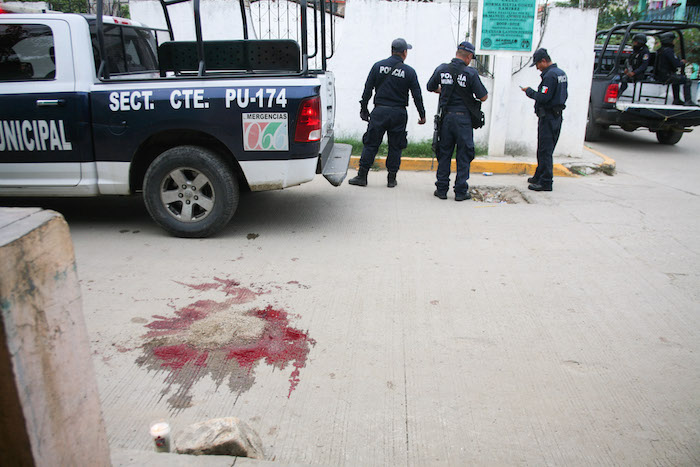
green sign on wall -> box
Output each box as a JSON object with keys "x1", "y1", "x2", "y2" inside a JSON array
[{"x1": 480, "y1": 0, "x2": 536, "y2": 52}]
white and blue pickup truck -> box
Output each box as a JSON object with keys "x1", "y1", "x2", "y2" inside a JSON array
[{"x1": 0, "y1": 0, "x2": 349, "y2": 237}]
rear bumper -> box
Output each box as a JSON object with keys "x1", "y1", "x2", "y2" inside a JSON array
[{"x1": 594, "y1": 103, "x2": 700, "y2": 130}]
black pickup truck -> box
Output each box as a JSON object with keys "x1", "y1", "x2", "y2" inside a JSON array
[{"x1": 586, "y1": 21, "x2": 700, "y2": 144}]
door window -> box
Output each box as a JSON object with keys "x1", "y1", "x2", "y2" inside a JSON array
[
  {"x1": 0, "y1": 24, "x2": 55, "y2": 81},
  {"x1": 91, "y1": 24, "x2": 158, "y2": 75}
]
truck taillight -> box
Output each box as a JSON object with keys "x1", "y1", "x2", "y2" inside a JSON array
[
  {"x1": 605, "y1": 83, "x2": 619, "y2": 103},
  {"x1": 295, "y1": 97, "x2": 321, "y2": 143}
]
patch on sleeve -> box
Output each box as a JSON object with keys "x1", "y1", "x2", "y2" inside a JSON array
[
  {"x1": 643, "y1": 54, "x2": 649, "y2": 60},
  {"x1": 541, "y1": 85, "x2": 549, "y2": 94}
]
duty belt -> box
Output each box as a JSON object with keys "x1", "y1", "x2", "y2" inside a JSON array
[{"x1": 537, "y1": 107, "x2": 563, "y2": 118}]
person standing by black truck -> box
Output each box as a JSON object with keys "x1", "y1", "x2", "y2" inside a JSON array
[
  {"x1": 656, "y1": 32, "x2": 695, "y2": 106},
  {"x1": 426, "y1": 41, "x2": 488, "y2": 201},
  {"x1": 619, "y1": 33, "x2": 650, "y2": 97},
  {"x1": 348, "y1": 38, "x2": 426, "y2": 188},
  {"x1": 520, "y1": 48, "x2": 568, "y2": 192}
]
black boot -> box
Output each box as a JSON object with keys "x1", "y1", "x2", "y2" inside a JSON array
[
  {"x1": 528, "y1": 182, "x2": 552, "y2": 192},
  {"x1": 348, "y1": 167, "x2": 368, "y2": 186},
  {"x1": 387, "y1": 172, "x2": 397, "y2": 188}
]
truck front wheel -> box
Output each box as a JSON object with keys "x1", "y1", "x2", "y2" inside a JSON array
[
  {"x1": 143, "y1": 146, "x2": 239, "y2": 238},
  {"x1": 656, "y1": 129, "x2": 683, "y2": 145}
]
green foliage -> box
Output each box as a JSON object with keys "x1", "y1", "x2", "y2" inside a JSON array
[
  {"x1": 118, "y1": 3, "x2": 130, "y2": 18},
  {"x1": 683, "y1": 28, "x2": 700, "y2": 64},
  {"x1": 49, "y1": 0, "x2": 90, "y2": 13},
  {"x1": 16, "y1": 0, "x2": 130, "y2": 16},
  {"x1": 336, "y1": 137, "x2": 488, "y2": 158},
  {"x1": 598, "y1": 4, "x2": 642, "y2": 31},
  {"x1": 555, "y1": 0, "x2": 641, "y2": 32}
]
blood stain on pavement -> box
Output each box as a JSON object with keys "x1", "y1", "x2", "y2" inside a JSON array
[{"x1": 136, "y1": 278, "x2": 314, "y2": 411}]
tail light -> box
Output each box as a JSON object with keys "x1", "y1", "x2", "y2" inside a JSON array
[
  {"x1": 295, "y1": 97, "x2": 321, "y2": 142},
  {"x1": 605, "y1": 83, "x2": 619, "y2": 103}
]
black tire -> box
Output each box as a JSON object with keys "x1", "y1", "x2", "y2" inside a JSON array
[
  {"x1": 656, "y1": 129, "x2": 683, "y2": 145},
  {"x1": 143, "y1": 146, "x2": 239, "y2": 238},
  {"x1": 584, "y1": 104, "x2": 602, "y2": 142}
]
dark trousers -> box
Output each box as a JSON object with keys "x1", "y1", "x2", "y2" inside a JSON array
[
  {"x1": 359, "y1": 106, "x2": 408, "y2": 173},
  {"x1": 435, "y1": 112, "x2": 474, "y2": 195},
  {"x1": 533, "y1": 114, "x2": 562, "y2": 187},
  {"x1": 665, "y1": 74, "x2": 692, "y2": 103},
  {"x1": 619, "y1": 73, "x2": 641, "y2": 95}
]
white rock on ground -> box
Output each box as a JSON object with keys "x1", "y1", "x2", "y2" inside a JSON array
[{"x1": 175, "y1": 417, "x2": 264, "y2": 459}]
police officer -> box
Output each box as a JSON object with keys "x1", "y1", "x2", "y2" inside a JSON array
[
  {"x1": 656, "y1": 32, "x2": 695, "y2": 106},
  {"x1": 348, "y1": 38, "x2": 426, "y2": 188},
  {"x1": 520, "y1": 48, "x2": 567, "y2": 192},
  {"x1": 619, "y1": 33, "x2": 650, "y2": 97},
  {"x1": 426, "y1": 41, "x2": 488, "y2": 201}
]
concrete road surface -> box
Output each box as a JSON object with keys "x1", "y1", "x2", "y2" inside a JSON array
[{"x1": 18, "y1": 129, "x2": 700, "y2": 465}]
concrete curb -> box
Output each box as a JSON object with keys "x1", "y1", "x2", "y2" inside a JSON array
[
  {"x1": 349, "y1": 156, "x2": 576, "y2": 177},
  {"x1": 583, "y1": 145, "x2": 617, "y2": 174},
  {"x1": 349, "y1": 145, "x2": 617, "y2": 177}
]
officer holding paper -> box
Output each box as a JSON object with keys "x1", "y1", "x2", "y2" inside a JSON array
[{"x1": 520, "y1": 48, "x2": 568, "y2": 192}]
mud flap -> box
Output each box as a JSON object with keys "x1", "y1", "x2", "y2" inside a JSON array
[{"x1": 322, "y1": 142, "x2": 352, "y2": 187}]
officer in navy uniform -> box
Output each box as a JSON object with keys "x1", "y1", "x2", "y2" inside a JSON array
[
  {"x1": 426, "y1": 41, "x2": 488, "y2": 201},
  {"x1": 348, "y1": 38, "x2": 426, "y2": 188},
  {"x1": 656, "y1": 32, "x2": 695, "y2": 106},
  {"x1": 520, "y1": 48, "x2": 568, "y2": 192},
  {"x1": 619, "y1": 33, "x2": 650, "y2": 97}
]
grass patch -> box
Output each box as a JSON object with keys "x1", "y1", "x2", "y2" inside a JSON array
[{"x1": 336, "y1": 137, "x2": 488, "y2": 158}]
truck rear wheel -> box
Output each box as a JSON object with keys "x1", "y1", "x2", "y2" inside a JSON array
[
  {"x1": 656, "y1": 129, "x2": 683, "y2": 145},
  {"x1": 143, "y1": 146, "x2": 239, "y2": 238},
  {"x1": 584, "y1": 105, "x2": 602, "y2": 142}
]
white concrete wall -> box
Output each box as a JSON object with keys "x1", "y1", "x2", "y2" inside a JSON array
[
  {"x1": 328, "y1": 3, "x2": 598, "y2": 156},
  {"x1": 505, "y1": 7, "x2": 599, "y2": 157},
  {"x1": 327, "y1": 0, "x2": 458, "y2": 143},
  {"x1": 130, "y1": 0, "x2": 255, "y2": 42}
]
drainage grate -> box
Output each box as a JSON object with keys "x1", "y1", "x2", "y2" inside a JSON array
[{"x1": 469, "y1": 186, "x2": 531, "y2": 204}]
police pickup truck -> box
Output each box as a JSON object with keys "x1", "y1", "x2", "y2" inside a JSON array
[
  {"x1": 586, "y1": 21, "x2": 700, "y2": 145},
  {"x1": 0, "y1": 0, "x2": 349, "y2": 237}
]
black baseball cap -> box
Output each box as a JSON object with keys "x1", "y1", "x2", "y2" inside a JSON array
[
  {"x1": 530, "y1": 48, "x2": 549, "y2": 67},
  {"x1": 391, "y1": 38, "x2": 412, "y2": 52},
  {"x1": 457, "y1": 41, "x2": 475, "y2": 54}
]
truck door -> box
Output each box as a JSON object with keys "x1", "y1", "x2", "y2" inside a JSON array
[{"x1": 0, "y1": 19, "x2": 91, "y2": 188}]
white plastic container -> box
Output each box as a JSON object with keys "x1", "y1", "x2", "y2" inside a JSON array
[{"x1": 150, "y1": 422, "x2": 171, "y2": 453}]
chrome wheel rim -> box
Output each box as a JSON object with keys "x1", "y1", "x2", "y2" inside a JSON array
[{"x1": 159, "y1": 167, "x2": 215, "y2": 223}]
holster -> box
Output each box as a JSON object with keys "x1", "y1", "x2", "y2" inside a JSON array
[{"x1": 431, "y1": 110, "x2": 443, "y2": 155}]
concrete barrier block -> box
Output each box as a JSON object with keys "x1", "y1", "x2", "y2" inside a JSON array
[{"x1": 0, "y1": 208, "x2": 110, "y2": 467}]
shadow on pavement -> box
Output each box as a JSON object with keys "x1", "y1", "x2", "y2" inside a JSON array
[
  {"x1": 595, "y1": 128, "x2": 693, "y2": 153},
  {"x1": 0, "y1": 186, "x2": 343, "y2": 238}
]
